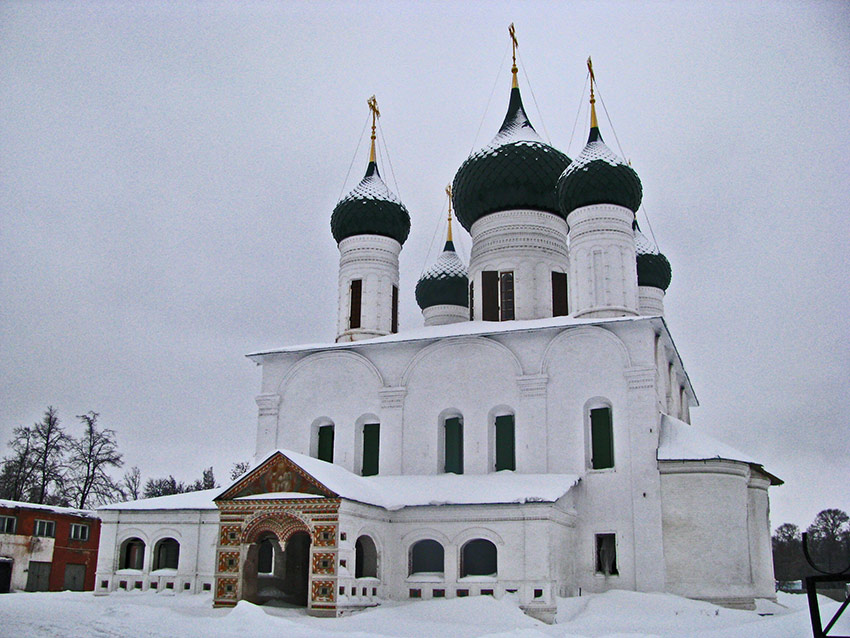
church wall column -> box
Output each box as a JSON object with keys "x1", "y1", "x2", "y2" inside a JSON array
[
  {"x1": 254, "y1": 393, "x2": 281, "y2": 460},
  {"x1": 378, "y1": 386, "x2": 406, "y2": 475},
  {"x1": 624, "y1": 366, "x2": 666, "y2": 592},
  {"x1": 517, "y1": 374, "x2": 548, "y2": 473}
]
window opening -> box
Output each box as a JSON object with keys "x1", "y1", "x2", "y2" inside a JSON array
[
  {"x1": 494, "y1": 414, "x2": 515, "y2": 471},
  {"x1": 460, "y1": 539, "x2": 497, "y2": 577},
  {"x1": 317, "y1": 424, "x2": 334, "y2": 463},
  {"x1": 34, "y1": 520, "x2": 55, "y2": 538},
  {"x1": 444, "y1": 416, "x2": 463, "y2": 474},
  {"x1": 153, "y1": 538, "x2": 179, "y2": 570},
  {"x1": 409, "y1": 539, "x2": 444, "y2": 575},
  {"x1": 355, "y1": 535, "x2": 378, "y2": 578},
  {"x1": 349, "y1": 279, "x2": 362, "y2": 329},
  {"x1": 552, "y1": 271, "x2": 568, "y2": 316},
  {"x1": 0, "y1": 515, "x2": 16, "y2": 534},
  {"x1": 391, "y1": 285, "x2": 399, "y2": 333},
  {"x1": 595, "y1": 534, "x2": 618, "y2": 575},
  {"x1": 590, "y1": 407, "x2": 614, "y2": 469},
  {"x1": 361, "y1": 423, "x2": 380, "y2": 476},
  {"x1": 258, "y1": 538, "x2": 274, "y2": 573},
  {"x1": 469, "y1": 281, "x2": 474, "y2": 320},
  {"x1": 121, "y1": 538, "x2": 145, "y2": 570},
  {"x1": 70, "y1": 523, "x2": 89, "y2": 541},
  {"x1": 499, "y1": 271, "x2": 515, "y2": 320},
  {"x1": 482, "y1": 271, "x2": 499, "y2": 320}
]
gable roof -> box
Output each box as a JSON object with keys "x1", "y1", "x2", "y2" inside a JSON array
[{"x1": 99, "y1": 488, "x2": 220, "y2": 511}]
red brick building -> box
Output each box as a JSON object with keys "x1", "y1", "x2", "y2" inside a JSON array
[{"x1": 0, "y1": 500, "x2": 101, "y2": 593}]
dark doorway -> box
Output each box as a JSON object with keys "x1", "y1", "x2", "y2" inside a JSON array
[
  {"x1": 0, "y1": 560, "x2": 12, "y2": 593},
  {"x1": 26, "y1": 561, "x2": 51, "y2": 591},
  {"x1": 63, "y1": 564, "x2": 86, "y2": 591},
  {"x1": 282, "y1": 531, "x2": 311, "y2": 606}
]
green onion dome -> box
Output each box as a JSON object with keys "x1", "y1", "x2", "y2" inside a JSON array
[
  {"x1": 452, "y1": 87, "x2": 571, "y2": 232},
  {"x1": 558, "y1": 126, "x2": 642, "y2": 216},
  {"x1": 415, "y1": 240, "x2": 469, "y2": 310},
  {"x1": 635, "y1": 224, "x2": 672, "y2": 291},
  {"x1": 331, "y1": 161, "x2": 411, "y2": 245}
]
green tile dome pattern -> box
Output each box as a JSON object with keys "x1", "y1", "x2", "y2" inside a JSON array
[
  {"x1": 558, "y1": 128, "x2": 642, "y2": 216},
  {"x1": 331, "y1": 162, "x2": 411, "y2": 245},
  {"x1": 415, "y1": 240, "x2": 469, "y2": 310},
  {"x1": 452, "y1": 87, "x2": 571, "y2": 232},
  {"x1": 635, "y1": 226, "x2": 672, "y2": 291}
]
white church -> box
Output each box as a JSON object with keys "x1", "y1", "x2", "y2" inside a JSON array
[{"x1": 94, "y1": 44, "x2": 781, "y2": 621}]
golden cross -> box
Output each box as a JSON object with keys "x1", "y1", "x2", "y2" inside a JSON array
[
  {"x1": 587, "y1": 56, "x2": 596, "y2": 99},
  {"x1": 445, "y1": 184, "x2": 452, "y2": 215},
  {"x1": 509, "y1": 23, "x2": 518, "y2": 67},
  {"x1": 367, "y1": 95, "x2": 380, "y2": 162}
]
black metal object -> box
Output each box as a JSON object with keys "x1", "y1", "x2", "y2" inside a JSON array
[{"x1": 803, "y1": 531, "x2": 850, "y2": 638}]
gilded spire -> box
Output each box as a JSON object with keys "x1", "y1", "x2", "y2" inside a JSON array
[
  {"x1": 509, "y1": 23, "x2": 519, "y2": 89},
  {"x1": 367, "y1": 95, "x2": 380, "y2": 163},
  {"x1": 446, "y1": 184, "x2": 454, "y2": 243},
  {"x1": 587, "y1": 56, "x2": 598, "y2": 131}
]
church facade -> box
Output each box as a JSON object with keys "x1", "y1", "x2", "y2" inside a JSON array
[{"x1": 95, "y1": 51, "x2": 779, "y2": 622}]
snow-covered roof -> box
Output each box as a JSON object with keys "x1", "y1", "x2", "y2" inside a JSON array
[
  {"x1": 247, "y1": 314, "x2": 649, "y2": 358},
  {"x1": 0, "y1": 499, "x2": 95, "y2": 518},
  {"x1": 220, "y1": 449, "x2": 580, "y2": 511},
  {"x1": 657, "y1": 413, "x2": 756, "y2": 464},
  {"x1": 98, "y1": 488, "x2": 220, "y2": 511}
]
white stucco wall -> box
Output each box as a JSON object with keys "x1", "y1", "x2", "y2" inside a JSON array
[
  {"x1": 95, "y1": 508, "x2": 219, "y2": 594},
  {"x1": 0, "y1": 533, "x2": 54, "y2": 591}
]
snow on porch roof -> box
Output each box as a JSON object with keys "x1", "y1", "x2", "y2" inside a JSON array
[
  {"x1": 657, "y1": 414, "x2": 782, "y2": 485},
  {"x1": 99, "y1": 488, "x2": 221, "y2": 511},
  {"x1": 220, "y1": 449, "x2": 581, "y2": 511}
]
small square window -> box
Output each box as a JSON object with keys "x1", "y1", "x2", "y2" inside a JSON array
[
  {"x1": 100, "y1": 580, "x2": 108, "y2": 589},
  {"x1": 184, "y1": 583, "x2": 191, "y2": 590},
  {"x1": 340, "y1": 532, "x2": 347, "y2": 541},
  {"x1": 433, "y1": 589, "x2": 445, "y2": 598},
  {"x1": 506, "y1": 588, "x2": 518, "y2": 594},
  {"x1": 372, "y1": 587, "x2": 376, "y2": 596},
  {"x1": 150, "y1": 582, "x2": 157, "y2": 590},
  {"x1": 166, "y1": 582, "x2": 174, "y2": 590},
  {"x1": 203, "y1": 583, "x2": 211, "y2": 591},
  {"x1": 339, "y1": 559, "x2": 346, "y2": 568},
  {"x1": 228, "y1": 532, "x2": 237, "y2": 540},
  {"x1": 482, "y1": 589, "x2": 494, "y2": 596},
  {"x1": 457, "y1": 589, "x2": 469, "y2": 597},
  {"x1": 225, "y1": 583, "x2": 233, "y2": 593},
  {"x1": 70, "y1": 523, "x2": 89, "y2": 541},
  {"x1": 534, "y1": 588, "x2": 543, "y2": 598},
  {"x1": 34, "y1": 519, "x2": 55, "y2": 538},
  {"x1": 134, "y1": 581, "x2": 142, "y2": 589},
  {"x1": 409, "y1": 588, "x2": 421, "y2": 598},
  {"x1": 362, "y1": 587, "x2": 367, "y2": 596},
  {"x1": 0, "y1": 515, "x2": 17, "y2": 534},
  {"x1": 339, "y1": 586, "x2": 345, "y2": 595},
  {"x1": 119, "y1": 580, "x2": 127, "y2": 590}
]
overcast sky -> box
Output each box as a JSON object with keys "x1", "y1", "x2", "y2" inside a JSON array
[{"x1": 1, "y1": 1, "x2": 847, "y2": 530}]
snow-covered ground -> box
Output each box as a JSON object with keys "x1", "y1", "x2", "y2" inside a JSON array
[{"x1": 0, "y1": 589, "x2": 845, "y2": 638}]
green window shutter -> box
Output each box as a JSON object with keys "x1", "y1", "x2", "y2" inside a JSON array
[
  {"x1": 590, "y1": 407, "x2": 613, "y2": 469},
  {"x1": 318, "y1": 425, "x2": 334, "y2": 463},
  {"x1": 362, "y1": 423, "x2": 380, "y2": 476},
  {"x1": 444, "y1": 417, "x2": 463, "y2": 474},
  {"x1": 482, "y1": 271, "x2": 499, "y2": 321},
  {"x1": 391, "y1": 286, "x2": 399, "y2": 333},
  {"x1": 494, "y1": 414, "x2": 515, "y2": 471}
]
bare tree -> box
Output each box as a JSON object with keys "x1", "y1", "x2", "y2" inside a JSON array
[
  {"x1": 122, "y1": 466, "x2": 142, "y2": 501},
  {"x1": 230, "y1": 461, "x2": 251, "y2": 481},
  {"x1": 31, "y1": 406, "x2": 69, "y2": 504},
  {"x1": 143, "y1": 475, "x2": 187, "y2": 498},
  {"x1": 0, "y1": 425, "x2": 39, "y2": 500},
  {"x1": 65, "y1": 412, "x2": 124, "y2": 508},
  {"x1": 807, "y1": 508, "x2": 850, "y2": 573}
]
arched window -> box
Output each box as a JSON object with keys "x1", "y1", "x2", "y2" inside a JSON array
[
  {"x1": 443, "y1": 415, "x2": 463, "y2": 474},
  {"x1": 409, "y1": 539, "x2": 444, "y2": 575},
  {"x1": 493, "y1": 412, "x2": 515, "y2": 471},
  {"x1": 355, "y1": 535, "x2": 378, "y2": 578},
  {"x1": 460, "y1": 539, "x2": 497, "y2": 577},
  {"x1": 311, "y1": 419, "x2": 335, "y2": 463},
  {"x1": 120, "y1": 537, "x2": 145, "y2": 570},
  {"x1": 257, "y1": 537, "x2": 274, "y2": 574},
  {"x1": 360, "y1": 420, "x2": 380, "y2": 476},
  {"x1": 589, "y1": 404, "x2": 614, "y2": 470},
  {"x1": 152, "y1": 538, "x2": 179, "y2": 570}
]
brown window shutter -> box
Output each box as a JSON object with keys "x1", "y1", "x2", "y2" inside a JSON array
[
  {"x1": 349, "y1": 279, "x2": 362, "y2": 329},
  {"x1": 482, "y1": 271, "x2": 499, "y2": 321},
  {"x1": 552, "y1": 271, "x2": 568, "y2": 316},
  {"x1": 499, "y1": 271, "x2": 514, "y2": 321}
]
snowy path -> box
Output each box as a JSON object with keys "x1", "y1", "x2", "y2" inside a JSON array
[{"x1": 0, "y1": 589, "x2": 845, "y2": 638}]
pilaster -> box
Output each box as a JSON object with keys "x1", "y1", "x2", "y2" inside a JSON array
[
  {"x1": 379, "y1": 386, "x2": 407, "y2": 474},
  {"x1": 517, "y1": 374, "x2": 548, "y2": 472},
  {"x1": 254, "y1": 393, "x2": 281, "y2": 459}
]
